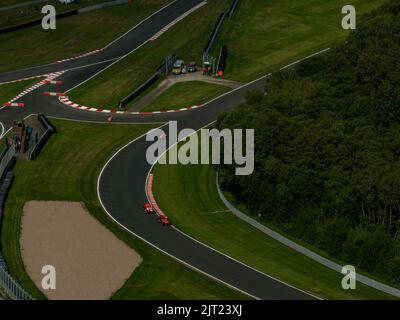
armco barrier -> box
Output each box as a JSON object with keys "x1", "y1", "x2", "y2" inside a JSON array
[
  {"x1": 28, "y1": 115, "x2": 55, "y2": 160},
  {"x1": 0, "y1": 145, "x2": 15, "y2": 182},
  {"x1": 0, "y1": 171, "x2": 32, "y2": 300},
  {"x1": 203, "y1": 13, "x2": 226, "y2": 56},
  {"x1": 227, "y1": 0, "x2": 240, "y2": 18},
  {"x1": 0, "y1": 171, "x2": 13, "y2": 229},
  {"x1": 118, "y1": 55, "x2": 176, "y2": 108},
  {"x1": 0, "y1": 10, "x2": 78, "y2": 35},
  {"x1": 0, "y1": 265, "x2": 33, "y2": 300},
  {"x1": 118, "y1": 73, "x2": 159, "y2": 108}
]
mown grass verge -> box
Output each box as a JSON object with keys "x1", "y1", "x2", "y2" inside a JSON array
[
  {"x1": 0, "y1": 119, "x2": 247, "y2": 299},
  {"x1": 152, "y1": 137, "x2": 397, "y2": 300},
  {"x1": 142, "y1": 81, "x2": 230, "y2": 112}
]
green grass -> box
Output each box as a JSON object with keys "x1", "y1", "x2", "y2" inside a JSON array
[
  {"x1": 68, "y1": 0, "x2": 385, "y2": 111},
  {"x1": 0, "y1": 0, "x2": 171, "y2": 72},
  {"x1": 152, "y1": 140, "x2": 397, "y2": 300},
  {"x1": 0, "y1": 119, "x2": 247, "y2": 300},
  {"x1": 143, "y1": 81, "x2": 230, "y2": 112},
  {"x1": 210, "y1": 0, "x2": 385, "y2": 82},
  {"x1": 68, "y1": 0, "x2": 232, "y2": 109},
  {"x1": 0, "y1": 78, "x2": 42, "y2": 105},
  {"x1": 0, "y1": 0, "x2": 114, "y2": 29}
]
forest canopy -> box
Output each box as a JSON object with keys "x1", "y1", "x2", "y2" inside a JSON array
[{"x1": 217, "y1": 0, "x2": 400, "y2": 284}]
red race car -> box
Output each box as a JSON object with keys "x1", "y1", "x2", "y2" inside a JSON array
[
  {"x1": 159, "y1": 214, "x2": 171, "y2": 226},
  {"x1": 143, "y1": 203, "x2": 154, "y2": 214}
]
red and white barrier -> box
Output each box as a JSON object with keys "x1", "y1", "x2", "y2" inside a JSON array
[
  {"x1": 44, "y1": 92, "x2": 64, "y2": 97},
  {"x1": 3, "y1": 102, "x2": 25, "y2": 107},
  {"x1": 44, "y1": 80, "x2": 63, "y2": 85},
  {"x1": 4, "y1": 71, "x2": 66, "y2": 108}
]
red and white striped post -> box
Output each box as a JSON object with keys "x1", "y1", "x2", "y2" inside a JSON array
[
  {"x1": 43, "y1": 92, "x2": 64, "y2": 97},
  {"x1": 3, "y1": 102, "x2": 25, "y2": 107}
]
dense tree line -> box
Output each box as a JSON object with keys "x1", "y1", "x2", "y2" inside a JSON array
[{"x1": 217, "y1": 0, "x2": 400, "y2": 284}]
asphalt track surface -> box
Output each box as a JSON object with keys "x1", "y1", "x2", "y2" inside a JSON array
[{"x1": 0, "y1": 0, "x2": 316, "y2": 300}]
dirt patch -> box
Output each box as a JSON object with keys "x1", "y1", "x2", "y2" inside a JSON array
[{"x1": 20, "y1": 201, "x2": 142, "y2": 300}]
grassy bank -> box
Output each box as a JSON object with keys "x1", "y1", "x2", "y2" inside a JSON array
[
  {"x1": 0, "y1": 119, "x2": 247, "y2": 300},
  {"x1": 0, "y1": 0, "x2": 113, "y2": 29},
  {"x1": 67, "y1": 0, "x2": 384, "y2": 111},
  {"x1": 152, "y1": 140, "x2": 396, "y2": 300},
  {"x1": 68, "y1": 0, "x2": 231, "y2": 109},
  {"x1": 210, "y1": 0, "x2": 385, "y2": 82},
  {"x1": 142, "y1": 81, "x2": 230, "y2": 112},
  {"x1": 0, "y1": 0, "x2": 171, "y2": 72}
]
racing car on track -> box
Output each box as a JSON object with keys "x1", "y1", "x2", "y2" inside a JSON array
[
  {"x1": 159, "y1": 214, "x2": 171, "y2": 226},
  {"x1": 143, "y1": 203, "x2": 154, "y2": 214}
]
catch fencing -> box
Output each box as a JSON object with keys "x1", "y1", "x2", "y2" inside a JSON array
[
  {"x1": 0, "y1": 170, "x2": 33, "y2": 300},
  {"x1": 0, "y1": 264, "x2": 33, "y2": 300}
]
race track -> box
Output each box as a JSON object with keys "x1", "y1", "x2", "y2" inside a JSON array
[{"x1": 0, "y1": 0, "x2": 316, "y2": 300}]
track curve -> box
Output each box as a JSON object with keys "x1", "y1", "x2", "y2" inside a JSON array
[{"x1": 0, "y1": 0, "x2": 316, "y2": 299}]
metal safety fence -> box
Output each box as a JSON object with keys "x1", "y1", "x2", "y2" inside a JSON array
[
  {"x1": 118, "y1": 54, "x2": 177, "y2": 108},
  {"x1": 0, "y1": 264, "x2": 33, "y2": 300},
  {"x1": 0, "y1": 145, "x2": 15, "y2": 181}
]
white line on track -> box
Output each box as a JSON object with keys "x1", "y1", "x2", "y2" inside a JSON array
[
  {"x1": 96, "y1": 74, "x2": 323, "y2": 300},
  {"x1": 280, "y1": 47, "x2": 331, "y2": 70},
  {"x1": 103, "y1": 0, "x2": 179, "y2": 50},
  {"x1": 46, "y1": 115, "x2": 165, "y2": 125},
  {"x1": 143, "y1": 120, "x2": 321, "y2": 300},
  {"x1": 96, "y1": 125, "x2": 259, "y2": 300},
  {"x1": 0, "y1": 0, "x2": 180, "y2": 86},
  {"x1": 65, "y1": 0, "x2": 192, "y2": 94}
]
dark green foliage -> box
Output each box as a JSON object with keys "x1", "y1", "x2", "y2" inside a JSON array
[{"x1": 218, "y1": 0, "x2": 400, "y2": 284}]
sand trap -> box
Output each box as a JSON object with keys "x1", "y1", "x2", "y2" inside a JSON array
[{"x1": 20, "y1": 201, "x2": 142, "y2": 300}]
